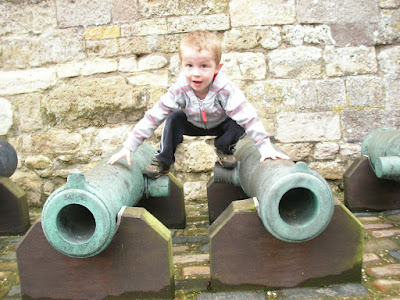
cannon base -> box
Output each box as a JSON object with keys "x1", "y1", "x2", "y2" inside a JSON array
[
  {"x1": 344, "y1": 156, "x2": 400, "y2": 211},
  {"x1": 207, "y1": 176, "x2": 248, "y2": 224},
  {"x1": 209, "y1": 199, "x2": 363, "y2": 291},
  {"x1": 138, "y1": 173, "x2": 186, "y2": 228},
  {"x1": 0, "y1": 177, "x2": 30, "y2": 235},
  {"x1": 16, "y1": 207, "x2": 174, "y2": 300}
]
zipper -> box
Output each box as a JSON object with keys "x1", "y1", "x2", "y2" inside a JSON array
[{"x1": 199, "y1": 101, "x2": 208, "y2": 129}]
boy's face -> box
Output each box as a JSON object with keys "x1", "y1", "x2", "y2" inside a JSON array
[{"x1": 180, "y1": 45, "x2": 222, "y2": 99}]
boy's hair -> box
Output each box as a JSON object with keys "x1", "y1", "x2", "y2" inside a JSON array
[{"x1": 179, "y1": 30, "x2": 222, "y2": 65}]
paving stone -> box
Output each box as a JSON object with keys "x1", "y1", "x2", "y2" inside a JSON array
[
  {"x1": 374, "y1": 279, "x2": 400, "y2": 293},
  {"x1": 390, "y1": 250, "x2": 400, "y2": 261},
  {"x1": 354, "y1": 212, "x2": 380, "y2": 218},
  {"x1": 357, "y1": 216, "x2": 382, "y2": 222},
  {"x1": 363, "y1": 253, "x2": 381, "y2": 263},
  {"x1": 363, "y1": 223, "x2": 394, "y2": 230},
  {"x1": 196, "y1": 243, "x2": 209, "y2": 252},
  {"x1": 173, "y1": 245, "x2": 190, "y2": 254},
  {"x1": 364, "y1": 239, "x2": 399, "y2": 252},
  {"x1": 197, "y1": 291, "x2": 266, "y2": 300},
  {"x1": 182, "y1": 266, "x2": 210, "y2": 277},
  {"x1": 370, "y1": 229, "x2": 400, "y2": 238},
  {"x1": 0, "y1": 253, "x2": 16, "y2": 260},
  {"x1": 276, "y1": 283, "x2": 370, "y2": 299},
  {"x1": 366, "y1": 264, "x2": 400, "y2": 277},
  {"x1": 173, "y1": 236, "x2": 209, "y2": 245},
  {"x1": 7, "y1": 285, "x2": 21, "y2": 297},
  {"x1": 173, "y1": 254, "x2": 209, "y2": 265}
]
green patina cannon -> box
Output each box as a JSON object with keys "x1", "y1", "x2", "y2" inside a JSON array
[
  {"x1": 361, "y1": 128, "x2": 400, "y2": 182},
  {"x1": 41, "y1": 143, "x2": 170, "y2": 258},
  {"x1": 214, "y1": 138, "x2": 334, "y2": 243}
]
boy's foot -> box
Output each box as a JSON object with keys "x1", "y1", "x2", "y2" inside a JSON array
[
  {"x1": 143, "y1": 158, "x2": 171, "y2": 179},
  {"x1": 216, "y1": 149, "x2": 237, "y2": 169}
]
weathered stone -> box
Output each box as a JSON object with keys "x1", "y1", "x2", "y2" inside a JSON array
[
  {"x1": 223, "y1": 28, "x2": 260, "y2": 50},
  {"x1": 112, "y1": 0, "x2": 140, "y2": 23},
  {"x1": 384, "y1": 74, "x2": 400, "y2": 109},
  {"x1": 55, "y1": 58, "x2": 118, "y2": 78},
  {"x1": 90, "y1": 125, "x2": 133, "y2": 156},
  {"x1": 182, "y1": 266, "x2": 210, "y2": 277},
  {"x1": 25, "y1": 155, "x2": 52, "y2": 170},
  {"x1": 346, "y1": 76, "x2": 386, "y2": 107},
  {"x1": 23, "y1": 131, "x2": 82, "y2": 155},
  {"x1": 282, "y1": 25, "x2": 334, "y2": 46},
  {"x1": 341, "y1": 109, "x2": 400, "y2": 142},
  {"x1": 183, "y1": 181, "x2": 208, "y2": 201},
  {"x1": 43, "y1": 77, "x2": 143, "y2": 128},
  {"x1": 127, "y1": 71, "x2": 169, "y2": 86},
  {"x1": 366, "y1": 264, "x2": 400, "y2": 277},
  {"x1": 222, "y1": 52, "x2": 266, "y2": 80},
  {"x1": 324, "y1": 46, "x2": 377, "y2": 77},
  {"x1": 0, "y1": 68, "x2": 56, "y2": 95},
  {"x1": 379, "y1": 0, "x2": 400, "y2": 8},
  {"x1": 14, "y1": 93, "x2": 44, "y2": 133},
  {"x1": 230, "y1": 0, "x2": 295, "y2": 26},
  {"x1": 84, "y1": 25, "x2": 120, "y2": 40},
  {"x1": 167, "y1": 14, "x2": 230, "y2": 33},
  {"x1": 276, "y1": 112, "x2": 341, "y2": 142},
  {"x1": 198, "y1": 291, "x2": 267, "y2": 300},
  {"x1": 278, "y1": 143, "x2": 313, "y2": 161},
  {"x1": 297, "y1": 0, "x2": 379, "y2": 24},
  {"x1": 56, "y1": 0, "x2": 112, "y2": 27},
  {"x1": 10, "y1": 170, "x2": 41, "y2": 206},
  {"x1": 120, "y1": 18, "x2": 168, "y2": 37},
  {"x1": 172, "y1": 245, "x2": 189, "y2": 253},
  {"x1": 173, "y1": 254, "x2": 209, "y2": 265},
  {"x1": 370, "y1": 230, "x2": 400, "y2": 238},
  {"x1": 364, "y1": 223, "x2": 394, "y2": 230},
  {"x1": 138, "y1": 0, "x2": 204, "y2": 17},
  {"x1": 375, "y1": 9, "x2": 400, "y2": 44},
  {"x1": 330, "y1": 23, "x2": 377, "y2": 47},
  {"x1": 175, "y1": 140, "x2": 216, "y2": 172},
  {"x1": 309, "y1": 161, "x2": 346, "y2": 180},
  {"x1": 137, "y1": 55, "x2": 168, "y2": 71},
  {"x1": 314, "y1": 142, "x2": 339, "y2": 160},
  {"x1": 260, "y1": 27, "x2": 282, "y2": 49},
  {"x1": 0, "y1": 28, "x2": 86, "y2": 69},
  {"x1": 118, "y1": 56, "x2": 138, "y2": 73},
  {"x1": 0, "y1": 98, "x2": 13, "y2": 135},
  {"x1": 339, "y1": 142, "x2": 362, "y2": 158},
  {"x1": 364, "y1": 239, "x2": 399, "y2": 252},
  {"x1": 269, "y1": 46, "x2": 323, "y2": 79},
  {"x1": 378, "y1": 46, "x2": 400, "y2": 73},
  {"x1": 363, "y1": 253, "x2": 380, "y2": 262},
  {"x1": 374, "y1": 279, "x2": 400, "y2": 293}
]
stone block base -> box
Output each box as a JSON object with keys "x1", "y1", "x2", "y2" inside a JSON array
[
  {"x1": 343, "y1": 156, "x2": 400, "y2": 211},
  {"x1": 209, "y1": 199, "x2": 363, "y2": 290},
  {"x1": 16, "y1": 207, "x2": 174, "y2": 299}
]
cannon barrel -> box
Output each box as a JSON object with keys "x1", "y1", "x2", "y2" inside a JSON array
[
  {"x1": 361, "y1": 128, "x2": 400, "y2": 182},
  {"x1": 214, "y1": 138, "x2": 334, "y2": 243},
  {"x1": 41, "y1": 143, "x2": 169, "y2": 258}
]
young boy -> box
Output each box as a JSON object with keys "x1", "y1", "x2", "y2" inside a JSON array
[{"x1": 108, "y1": 30, "x2": 289, "y2": 178}]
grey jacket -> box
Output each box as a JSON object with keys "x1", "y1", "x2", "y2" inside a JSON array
[{"x1": 123, "y1": 69, "x2": 271, "y2": 155}]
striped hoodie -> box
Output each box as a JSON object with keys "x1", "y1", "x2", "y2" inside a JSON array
[{"x1": 123, "y1": 68, "x2": 272, "y2": 156}]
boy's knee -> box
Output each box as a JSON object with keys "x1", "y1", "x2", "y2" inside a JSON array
[{"x1": 166, "y1": 110, "x2": 187, "y2": 124}]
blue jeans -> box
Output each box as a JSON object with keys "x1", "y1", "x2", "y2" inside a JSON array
[{"x1": 156, "y1": 110, "x2": 245, "y2": 164}]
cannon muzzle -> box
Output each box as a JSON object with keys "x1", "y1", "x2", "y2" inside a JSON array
[
  {"x1": 214, "y1": 138, "x2": 334, "y2": 243},
  {"x1": 361, "y1": 128, "x2": 400, "y2": 182},
  {"x1": 41, "y1": 143, "x2": 169, "y2": 258}
]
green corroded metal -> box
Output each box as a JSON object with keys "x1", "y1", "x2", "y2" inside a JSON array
[
  {"x1": 361, "y1": 128, "x2": 400, "y2": 182},
  {"x1": 41, "y1": 142, "x2": 170, "y2": 258},
  {"x1": 214, "y1": 138, "x2": 334, "y2": 243}
]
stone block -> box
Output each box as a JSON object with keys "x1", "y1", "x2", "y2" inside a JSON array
[
  {"x1": 223, "y1": 28, "x2": 261, "y2": 50},
  {"x1": 375, "y1": 9, "x2": 400, "y2": 44},
  {"x1": 268, "y1": 46, "x2": 323, "y2": 79},
  {"x1": 138, "y1": 55, "x2": 168, "y2": 71},
  {"x1": 313, "y1": 142, "x2": 339, "y2": 160},
  {"x1": 380, "y1": 0, "x2": 400, "y2": 8},
  {"x1": 112, "y1": 0, "x2": 140, "y2": 23},
  {"x1": 222, "y1": 52, "x2": 266, "y2": 80},
  {"x1": 173, "y1": 254, "x2": 209, "y2": 265},
  {"x1": 0, "y1": 98, "x2": 13, "y2": 135},
  {"x1": 182, "y1": 266, "x2": 210, "y2": 277},
  {"x1": 16, "y1": 207, "x2": 175, "y2": 299},
  {"x1": 198, "y1": 291, "x2": 267, "y2": 300},
  {"x1": 175, "y1": 140, "x2": 216, "y2": 173},
  {"x1": 0, "y1": 68, "x2": 56, "y2": 95},
  {"x1": 363, "y1": 223, "x2": 394, "y2": 230},
  {"x1": 167, "y1": 14, "x2": 230, "y2": 33},
  {"x1": 346, "y1": 76, "x2": 386, "y2": 107},
  {"x1": 366, "y1": 264, "x2": 400, "y2": 277},
  {"x1": 14, "y1": 94, "x2": 43, "y2": 133},
  {"x1": 363, "y1": 253, "x2": 380, "y2": 263},
  {"x1": 121, "y1": 18, "x2": 168, "y2": 36},
  {"x1": 282, "y1": 25, "x2": 334, "y2": 46},
  {"x1": 56, "y1": 0, "x2": 112, "y2": 27},
  {"x1": 277, "y1": 284, "x2": 370, "y2": 299},
  {"x1": 341, "y1": 109, "x2": 400, "y2": 142},
  {"x1": 10, "y1": 170, "x2": 41, "y2": 206},
  {"x1": 229, "y1": 0, "x2": 295, "y2": 26},
  {"x1": 330, "y1": 23, "x2": 377, "y2": 47},
  {"x1": 309, "y1": 161, "x2": 346, "y2": 180},
  {"x1": 0, "y1": 177, "x2": 30, "y2": 235},
  {"x1": 297, "y1": 0, "x2": 379, "y2": 24},
  {"x1": 276, "y1": 112, "x2": 341, "y2": 143},
  {"x1": 384, "y1": 74, "x2": 400, "y2": 109},
  {"x1": 374, "y1": 279, "x2": 400, "y2": 293},
  {"x1": 127, "y1": 71, "x2": 169, "y2": 86},
  {"x1": 378, "y1": 46, "x2": 400, "y2": 73},
  {"x1": 209, "y1": 199, "x2": 364, "y2": 290},
  {"x1": 324, "y1": 47, "x2": 377, "y2": 77},
  {"x1": 84, "y1": 25, "x2": 120, "y2": 40},
  {"x1": 370, "y1": 230, "x2": 400, "y2": 238}
]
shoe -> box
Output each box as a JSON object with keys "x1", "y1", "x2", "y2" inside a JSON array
[
  {"x1": 143, "y1": 158, "x2": 171, "y2": 179},
  {"x1": 216, "y1": 149, "x2": 237, "y2": 169}
]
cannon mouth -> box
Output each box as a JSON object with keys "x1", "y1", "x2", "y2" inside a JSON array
[
  {"x1": 279, "y1": 188, "x2": 317, "y2": 226},
  {"x1": 56, "y1": 204, "x2": 96, "y2": 244}
]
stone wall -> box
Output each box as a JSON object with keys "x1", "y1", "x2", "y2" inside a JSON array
[{"x1": 0, "y1": 0, "x2": 399, "y2": 206}]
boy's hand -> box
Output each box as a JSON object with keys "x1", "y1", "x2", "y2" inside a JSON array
[
  {"x1": 107, "y1": 147, "x2": 132, "y2": 165},
  {"x1": 259, "y1": 142, "x2": 290, "y2": 162}
]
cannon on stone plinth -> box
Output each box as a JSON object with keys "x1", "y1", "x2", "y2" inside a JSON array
[
  {"x1": 210, "y1": 137, "x2": 334, "y2": 243},
  {"x1": 0, "y1": 139, "x2": 30, "y2": 235},
  {"x1": 17, "y1": 142, "x2": 183, "y2": 299},
  {"x1": 344, "y1": 128, "x2": 400, "y2": 211},
  {"x1": 207, "y1": 138, "x2": 363, "y2": 290}
]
